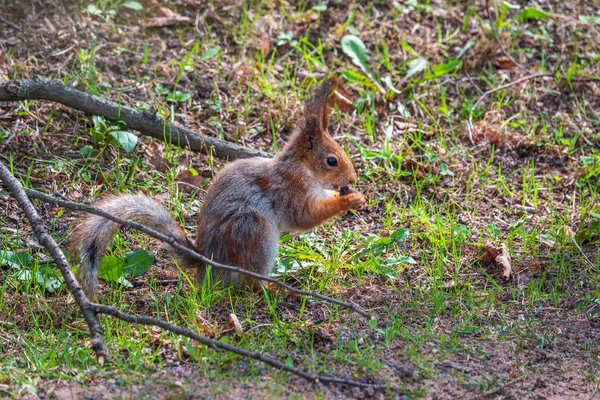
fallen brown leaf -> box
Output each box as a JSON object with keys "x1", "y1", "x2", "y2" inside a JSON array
[
  {"x1": 496, "y1": 244, "x2": 512, "y2": 280},
  {"x1": 482, "y1": 240, "x2": 499, "y2": 263},
  {"x1": 146, "y1": 7, "x2": 191, "y2": 28},
  {"x1": 259, "y1": 33, "x2": 270, "y2": 56},
  {"x1": 482, "y1": 241, "x2": 512, "y2": 280},
  {"x1": 176, "y1": 169, "x2": 205, "y2": 189},
  {"x1": 492, "y1": 56, "x2": 516, "y2": 70},
  {"x1": 195, "y1": 310, "x2": 215, "y2": 338},
  {"x1": 223, "y1": 313, "x2": 243, "y2": 337},
  {"x1": 328, "y1": 76, "x2": 355, "y2": 112}
]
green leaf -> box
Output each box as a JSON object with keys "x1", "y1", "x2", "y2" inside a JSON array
[
  {"x1": 86, "y1": 4, "x2": 102, "y2": 15},
  {"x1": 154, "y1": 83, "x2": 170, "y2": 95},
  {"x1": 404, "y1": 58, "x2": 428, "y2": 79},
  {"x1": 167, "y1": 91, "x2": 191, "y2": 103},
  {"x1": 109, "y1": 130, "x2": 138, "y2": 153},
  {"x1": 200, "y1": 47, "x2": 220, "y2": 60},
  {"x1": 382, "y1": 76, "x2": 401, "y2": 94},
  {"x1": 342, "y1": 69, "x2": 371, "y2": 84},
  {"x1": 122, "y1": 1, "x2": 143, "y2": 11},
  {"x1": 98, "y1": 256, "x2": 127, "y2": 283},
  {"x1": 456, "y1": 40, "x2": 476, "y2": 60},
  {"x1": 17, "y1": 269, "x2": 33, "y2": 281},
  {"x1": 424, "y1": 60, "x2": 462, "y2": 79},
  {"x1": 124, "y1": 250, "x2": 154, "y2": 278},
  {"x1": 580, "y1": 15, "x2": 600, "y2": 25},
  {"x1": 369, "y1": 316, "x2": 378, "y2": 329},
  {"x1": 376, "y1": 265, "x2": 400, "y2": 280},
  {"x1": 391, "y1": 228, "x2": 409, "y2": 243},
  {"x1": 440, "y1": 163, "x2": 455, "y2": 177},
  {"x1": 0, "y1": 251, "x2": 32, "y2": 269},
  {"x1": 312, "y1": 3, "x2": 327, "y2": 11},
  {"x1": 37, "y1": 270, "x2": 62, "y2": 293},
  {"x1": 80, "y1": 145, "x2": 96, "y2": 158},
  {"x1": 341, "y1": 35, "x2": 372, "y2": 75},
  {"x1": 516, "y1": 8, "x2": 551, "y2": 22}
]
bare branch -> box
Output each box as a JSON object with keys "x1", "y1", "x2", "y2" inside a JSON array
[
  {"x1": 0, "y1": 160, "x2": 383, "y2": 390},
  {"x1": 466, "y1": 73, "x2": 552, "y2": 145},
  {"x1": 24, "y1": 188, "x2": 373, "y2": 320},
  {"x1": 0, "y1": 161, "x2": 107, "y2": 364},
  {"x1": 91, "y1": 303, "x2": 384, "y2": 389},
  {"x1": 0, "y1": 77, "x2": 271, "y2": 160}
]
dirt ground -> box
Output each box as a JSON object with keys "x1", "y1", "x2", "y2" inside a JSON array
[{"x1": 1, "y1": 0, "x2": 599, "y2": 399}]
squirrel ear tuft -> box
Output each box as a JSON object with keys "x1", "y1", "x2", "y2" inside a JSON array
[
  {"x1": 302, "y1": 77, "x2": 355, "y2": 140},
  {"x1": 303, "y1": 81, "x2": 331, "y2": 140}
]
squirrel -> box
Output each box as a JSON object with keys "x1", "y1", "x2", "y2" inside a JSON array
[{"x1": 70, "y1": 79, "x2": 366, "y2": 299}]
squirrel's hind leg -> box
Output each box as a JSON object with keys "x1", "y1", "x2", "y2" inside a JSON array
[{"x1": 194, "y1": 211, "x2": 279, "y2": 290}]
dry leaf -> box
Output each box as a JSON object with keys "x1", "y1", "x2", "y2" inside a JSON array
[
  {"x1": 227, "y1": 64, "x2": 254, "y2": 80},
  {"x1": 473, "y1": 121, "x2": 502, "y2": 146},
  {"x1": 259, "y1": 33, "x2": 270, "y2": 56},
  {"x1": 482, "y1": 241, "x2": 512, "y2": 279},
  {"x1": 176, "y1": 169, "x2": 205, "y2": 189},
  {"x1": 328, "y1": 76, "x2": 355, "y2": 112},
  {"x1": 195, "y1": 310, "x2": 215, "y2": 338},
  {"x1": 0, "y1": 51, "x2": 9, "y2": 80},
  {"x1": 492, "y1": 56, "x2": 516, "y2": 70},
  {"x1": 495, "y1": 244, "x2": 512, "y2": 280},
  {"x1": 224, "y1": 313, "x2": 243, "y2": 337},
  {"x1": 147, "y1": 7, "x2": 191, "y2": 28},
  {"x1": 482, "y1": 240, "x2": 499, "y2": 263}
]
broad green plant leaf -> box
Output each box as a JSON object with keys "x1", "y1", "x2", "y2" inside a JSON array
[
  {"x1": 404, "y1": 58, "x2": 428, "y2": 79},
  {"x1": 123, "y1": 250, "x2": 154, "y2": 278},
  {"x1": 122, "y1": 1, "x2": 143, "y2": 11},
  {"x1": 517, "y1": 8, "x2": 551, "y2": 21},
  {"x1": 0, "y1": 251, "x2": 32, "y2": 269},
  {"x1": 341, "y1": 35, "x2": 372, "y2": 75},
  {"x1": 424, "y1": 60, "x2": 462, "y2": 79},
  {"x1": 200, "y1": 47, "x2": 220, "y2": 60},
  {"x1": 109, "y1": 130, "x2": 138, "y2": 152},
  {"x1": 86, "y1": 4, "x2": 102, "y2": 15},
  {"x1": 382, "y1": 76, "x2": 401, "y2": 94},
  {"x1": 98, "y1": 256, "x2": 126, "y2": 283},
  {"x1": 391, "y1": 228, "x2": 410, "y2": 243}
]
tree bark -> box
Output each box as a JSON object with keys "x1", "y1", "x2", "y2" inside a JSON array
[{"x1": 0, "y1": 77, "x2": 271, "y2": 160}]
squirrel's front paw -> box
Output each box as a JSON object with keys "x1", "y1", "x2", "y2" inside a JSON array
[{"x1": 343, "y1": 192, "x2": 366, "y2": 210}]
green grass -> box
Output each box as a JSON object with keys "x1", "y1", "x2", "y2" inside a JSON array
[{"x1": 1, "y1": 0, "x2": 600, "y2": 398}]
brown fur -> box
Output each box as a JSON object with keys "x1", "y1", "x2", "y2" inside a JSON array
[{"x1": 69, "y1": 79, "x2": 366, "y2": 298}]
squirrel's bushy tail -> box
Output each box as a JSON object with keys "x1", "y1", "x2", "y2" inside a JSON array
[{"x1": 69, "y1": 193, "x2": 196, "y2": 299}]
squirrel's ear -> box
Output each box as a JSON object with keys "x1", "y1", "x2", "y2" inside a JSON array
[
  {"x1": 302, "y1": 78, "x2": 355, "y2": 140},
  {"x1": 303, "y1": 81, "x2": 331, "y2": 140}
]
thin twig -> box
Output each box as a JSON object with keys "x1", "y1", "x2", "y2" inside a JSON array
[
  {"x1": 571, "y1": 237, "x2": 595, "y2": 269},
  {"x1": 487, "y1": 0, "x2": 532, "y2": 74},
  {"x1": 466, "y1": 73, "x2": 552, "y2": 145},
  {"x1": 0, "y1": 160, "x2": 384, "y2": 390},
  {"x1": 91, "y1": 303, "x2": 384, "y2": 389},
  {"x1": 23, "y1": 188, "x2": 373, "y2": 320},
  {"x1": 0, "y1": 16, "x2": 20, "y2": 30}
]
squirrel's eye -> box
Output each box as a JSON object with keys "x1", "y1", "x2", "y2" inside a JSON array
[{"x1": 326, "y1": 157, "x2": 338, "y2": 167}]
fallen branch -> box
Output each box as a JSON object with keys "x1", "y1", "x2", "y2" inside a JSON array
[
  {"x1": 0, "y1": 160, "x2": 383, "y2": 390},
  {"x1": 24, "y1": 188, "x2": 373, "y2": 320},
  {"x1": 0, "y1": 162, "x2": 108, "y2": 363},
  {"x1": 0, "y1": 77, "x2": 270, "y2": 160}
]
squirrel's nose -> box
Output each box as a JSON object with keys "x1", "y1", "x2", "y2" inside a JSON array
[{"x1": 348, "y1": 177, "x2": 356, "y2": 185}]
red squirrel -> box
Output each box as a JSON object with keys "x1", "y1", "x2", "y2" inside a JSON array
[{"x1": 70, "y1": 79, "x2": 366, "y2": 298}]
